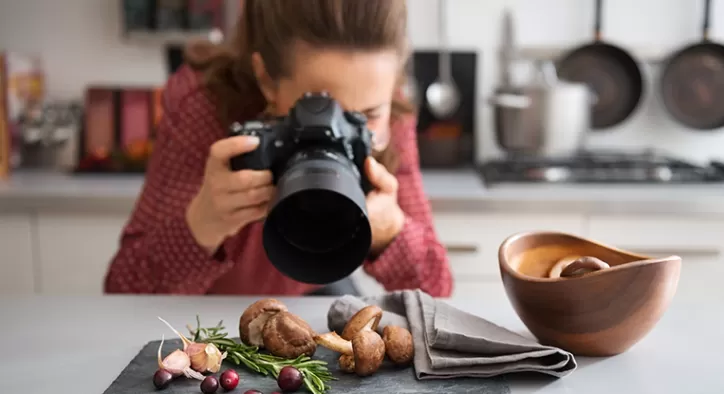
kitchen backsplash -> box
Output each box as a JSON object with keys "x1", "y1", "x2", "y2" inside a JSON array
[{"x1": 1, "y1": 0, "x2": 723, "y2": 164}]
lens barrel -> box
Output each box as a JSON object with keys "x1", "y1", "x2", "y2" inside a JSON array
[{"x1": 263, "y1": 149, "x2": 372, "y2": 285}]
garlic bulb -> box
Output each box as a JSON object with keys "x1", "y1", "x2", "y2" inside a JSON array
[
  {"x1": 157, "y1": 335, "x2": 205, "y2": 380},
  {"x1": 158, "y1": 317, "x2": 227, "y2": 374},
  {"x1": 190, "y1": 343, "x2": 226, "y2": 373}
]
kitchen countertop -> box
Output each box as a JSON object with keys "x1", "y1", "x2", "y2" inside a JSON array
[
  {"x1": 1, "y1": 258, "x2": 721, "y2": 394},
  {"x1": 2, "y1": 169, "x2": 724, "y2": 215}
]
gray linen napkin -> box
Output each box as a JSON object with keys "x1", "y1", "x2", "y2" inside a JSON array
[{"x1": 327, "y1": 289, "x2": 577, "y2": 380}]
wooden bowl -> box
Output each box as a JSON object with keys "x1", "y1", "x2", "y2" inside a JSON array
[{"x1": 498, "y1": 231, "x2": 681, "y2": 357}]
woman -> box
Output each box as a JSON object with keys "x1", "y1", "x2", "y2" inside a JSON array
[{"x1": 103, "y1": 0, "x2": 453, "y2": 297}]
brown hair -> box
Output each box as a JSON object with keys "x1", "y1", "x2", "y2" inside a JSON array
[{"x1": 184, "y1": 0, "x2": 415, "y2": 172}]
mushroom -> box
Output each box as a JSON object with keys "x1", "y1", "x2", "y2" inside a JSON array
[
  {"x1": 315, "y1": 305, "x2": 386, "y2": 376},
  {"x1": 341, "y1": 305, "x2": 383, "y2": 340},
  {"x1": 314, "y1": 330, "x2": 385, "y2": 377},
  {"x1": 262, "y1": 311, "x2": 317, "y2": 359},
  {"x1": 382, "y1": 326, "x2": 414, "y2": 366},
  {"x1": 239, "y1": 299, "x2": 288, "y2": 347},
  {"x1": 339, "y1": 354, "x2": 355, "y2": 373}
]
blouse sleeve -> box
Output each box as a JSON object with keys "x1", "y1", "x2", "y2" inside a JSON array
[
  {"x1": 362, "y1": 117, "x2": 454, "y2": 297},
  {"x1": 103, "y1": 88, "x2": 236, "y2": 295}
]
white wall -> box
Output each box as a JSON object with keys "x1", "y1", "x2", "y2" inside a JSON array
[{"x1": 2, "y1": 0, "x2": 724, "y2": 163}]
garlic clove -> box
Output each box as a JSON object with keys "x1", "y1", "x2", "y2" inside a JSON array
[
  {"x1": 185, "y1": 342, "x2": 208, "y2": 367},
  {"x1": 190, "y1": 342, "x2": 227, "y2": 373},
  {"x1": 183, "y1": 367, "x2": 205, "y2": 381},
  {"x1": 158, "y1": 316, "x2": 194, "y2": 350},
  {"x1": 204, "y1": 344, "x2": 226, "y2": 373},
  {"x1": 157, "y1": 334, "x2": 206, "y2": 381},
  {"x1": 157, "y1": 335, "x2": 190, "y2": 376},
  {"x1": 164, "y1": 350, "x2": 193, "y2": 375}
]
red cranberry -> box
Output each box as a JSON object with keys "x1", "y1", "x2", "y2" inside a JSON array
[
  {"x1": 277, "y1": 366, "x2": 303, "y2": 392},
  {"x1": 219, "y1": 369, "x2": 240, "y2": 391},
  {"x1": 153, "y1": 369, "x2": 173, "y2": 389},
  {"x1": 201, "y1": 376, "x2": 220, "y2": 394}
]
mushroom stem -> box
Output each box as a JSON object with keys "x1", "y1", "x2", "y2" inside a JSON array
[
  {"x1": 314, "y1": 332, "x2": 353, "y2": 355},
  {"x1": 339, "y1": 354, "x2": 355, "y2": 373}
]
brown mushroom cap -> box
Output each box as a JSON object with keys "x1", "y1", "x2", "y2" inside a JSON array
[
  {"x1": 341, "y1": 305, "x2": 383, "y2": 340},
  {"x1": 262, "y1": 311, "x2": 317, "y2": 359},
  {"x1": 382, "y1": 326, "x2": 414, "y2": 365},
  {"x1": 239, "y1": 299, "x2": 287, "y2": 346},
  {"x1": 351, "y1": 330, "x2": 386, "y2": 377}
]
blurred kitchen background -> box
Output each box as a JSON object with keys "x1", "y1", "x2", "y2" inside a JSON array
[{"x1": 1, "y1": 0, "x2": 724, "y2": 298}]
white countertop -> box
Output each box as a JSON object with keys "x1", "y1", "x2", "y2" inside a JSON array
[
  {"x1": 0, "y1": 258, "x2": 722, "y2": 394},
  {"x1": 2, "y1": 169, "x2": 724, "y2": 215}
]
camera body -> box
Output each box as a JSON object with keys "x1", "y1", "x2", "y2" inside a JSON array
[
  {"x1": 227, "y1": 92, "x2": 376, "y2": 285},
  {"x1": 229, "y1": 92, "x2": 373, "y2": 194}
]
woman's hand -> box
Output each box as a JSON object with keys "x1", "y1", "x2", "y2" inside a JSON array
[
  {"x1": 365, "y1": 157, "x2": 405, "y2": 256},
  {"x1": 186, "y1": 136, "x2": 275, "y2": 254}
]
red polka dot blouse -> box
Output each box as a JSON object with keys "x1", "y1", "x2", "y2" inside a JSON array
[{"x1": 103, "y1": 65, "x2": 453, "y2": 297}]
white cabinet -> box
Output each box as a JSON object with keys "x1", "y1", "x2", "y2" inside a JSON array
[
  {"x1": 352, "y1": 213, "x2": 587, "y2": 297},
  {"x1": 434, "y1": 213, "x2": 587, "y2": 299},
  {"x1": 36, "y1": 213, "x2": 128, "y2": 295},
  {"x1": 3, "y1": 206, "x2": 720, "y2": 297},
  {"x1": 435, "y1": 213, "x2": 586, "y2": 279},
  {"x1": 587, "y1": 215, "x2": 724, "y2": 263},
  {"x1": 0, "y1": 213, "x2": 36, "y2": 294}
]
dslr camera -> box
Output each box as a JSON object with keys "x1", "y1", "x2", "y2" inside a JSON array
[{"x1": 229, "y1": 92, "x2": 374, "y2": 285}]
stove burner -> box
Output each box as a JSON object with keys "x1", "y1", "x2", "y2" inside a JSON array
[{"x1": 479, "y1": 151, "x2": 724, "y2": 184}]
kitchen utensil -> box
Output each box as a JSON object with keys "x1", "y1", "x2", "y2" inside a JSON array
[
  {"x1": 491, "y1": 59, "x2": 592, "y2": 157},
  {"x1": 104, "y1": 338, "x2": 510, "y2": 393},
  {"x1": 498, "y1": 231, "x2": 681, "y2": 357},
  {"x1": 539, "y1": 61, "x2": 592, "y2": 156},
  {"x1": 557, "y1": 0, "x2": 644, "y2": 130},
  {"x1": 491, "y1": 67, "x2": 543, "y2": 155},
  {"x1": 659, "y1": 0, "x2": 724, "y2": 130},
  {"x1": 499, "y1": 8, "x2": 515, "y2": 89},
  {"x1": 414, "y1": 50, "x2": 477, "y2": 168},
  {"x1": 490, "y1": 9, "x2": 539, "y2": 155},
  {"x1": 425, "y1": 0, "x2": 460, "y2": 119}
]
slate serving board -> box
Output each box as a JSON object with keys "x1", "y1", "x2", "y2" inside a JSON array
[{"x1": 104, "y1": 338, "x2": 510, "y2": 394}]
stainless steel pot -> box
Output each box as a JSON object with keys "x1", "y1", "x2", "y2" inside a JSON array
[
  {"x1": 490, "y1": 9, "x2": 546, "y2": 156},
  {"x1": 491, "y1": 60, "x2": 593, "y2": 157}
]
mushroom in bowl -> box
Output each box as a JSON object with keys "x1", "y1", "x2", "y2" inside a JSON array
[{"x1": 498, "y1": 231, "x2": 681, "y2": 357}]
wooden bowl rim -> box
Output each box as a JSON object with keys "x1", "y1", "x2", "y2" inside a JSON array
[{"x1": 498, "y1": 231, "x2": 682, "y2": 283}]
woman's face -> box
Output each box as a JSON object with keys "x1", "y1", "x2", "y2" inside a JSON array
[{"x1": 253, "y1": 44, "x2": 400, "y2": 152}]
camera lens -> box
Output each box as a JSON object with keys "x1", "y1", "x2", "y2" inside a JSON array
[
  {"x1": 263, "y1": 149, "x2": 372, "y2": 285},
  {"x1": 276, "y1": 189, "x2": 361, "y2": 253}
]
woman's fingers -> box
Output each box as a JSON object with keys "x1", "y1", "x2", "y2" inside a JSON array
[
  {"x1": 207, "y1": 135, "x2": 260, "y2": 172},
  {"x1": 209, "y1": 169, "x2": 273, "y2": 194},
  {"x1": 366, "y1": 157, "x2": 398, "y2": 194},
  {"x1": 225, "y1": 169, "x2": 274, "y2": 192},
  {"x1": 238, "y1": 185, "x2": 276, "y2": 206},
  {"x1": 228, "y1": 202, "x2": 270, "y2": 224},
  {"x1": 212, "y1": 185, "x2": 276, "y2": 213}
]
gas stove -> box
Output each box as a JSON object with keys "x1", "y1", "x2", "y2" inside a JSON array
[{"x1": 479, "y1": 151, "x2": 724, "y2": 184}]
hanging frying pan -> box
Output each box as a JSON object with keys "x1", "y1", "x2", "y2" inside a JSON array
[
  {"x1": 660, "y1": 0, "x2": 724, "y2": 130},
  {"x1": 556, "y1": 0, "x2": 644, "y2": 130}
]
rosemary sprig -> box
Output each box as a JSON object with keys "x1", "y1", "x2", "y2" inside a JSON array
[{"x1": 188, "y1": 316, "x2": 335, "y2": 394}]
